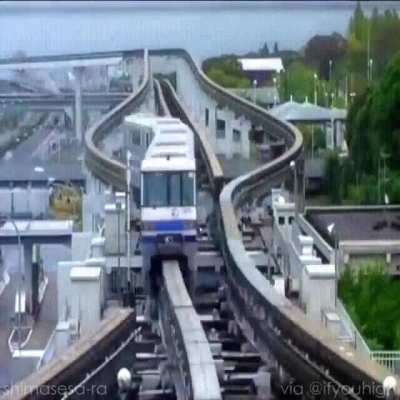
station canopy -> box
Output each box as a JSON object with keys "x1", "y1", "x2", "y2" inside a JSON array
[{"x1": 269, "y1": 100, "x2": 346, "y2": 123}]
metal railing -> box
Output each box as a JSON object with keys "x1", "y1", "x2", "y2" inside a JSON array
[
  {"x1": 371, "y1": 353, "x2": 400, "y2": 376},
  {"x1": 338, "y1": 300, "x2": 400, "y2": 375}
]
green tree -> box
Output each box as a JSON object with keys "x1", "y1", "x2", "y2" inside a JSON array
[
  {"x1": 339, "y1": 261, "x2": 400, "y2": 350},
  {"x1": 281, "y1": 61, "x2": 317, "y2": 102},
  {"x1": 204, "y1": 56, "x2": 251, "y2": 89},
  {"x1": 259, "y1": 42, "x2": 270, "y2": 57}
]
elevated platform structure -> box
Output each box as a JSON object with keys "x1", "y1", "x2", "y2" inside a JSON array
[{"x1": 0, "y1": 57, "x2": 122, "y2": 71}]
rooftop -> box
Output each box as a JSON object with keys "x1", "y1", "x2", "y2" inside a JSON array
[
  {"x1": 238, "y1": 57, "x2": 284, "y2": 73},
  {"x1": 269, "y1": 100, "x2": 346, "y2": 122},
  {"x1": 0, "y1": 161, "x2": 85, "y2": 183},
  {"x1": 306, "y1": 206, "x2": 400, "y2": 246},
  {"x1": 0, "y1": 219, "x2": 73, "y2": 237}
]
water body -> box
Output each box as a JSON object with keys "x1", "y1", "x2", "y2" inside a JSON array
[{"x1": 0, "y1": 1, "x2": 399, "y2": 61}]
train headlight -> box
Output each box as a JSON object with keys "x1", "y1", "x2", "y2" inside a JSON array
[{"x1": 164, "y1": 235, "x2": 174, "y2": 244}]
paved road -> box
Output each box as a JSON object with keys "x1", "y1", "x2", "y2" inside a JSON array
[{"x1": 0, "y1": 244, "x2": 70, "y2": 387}]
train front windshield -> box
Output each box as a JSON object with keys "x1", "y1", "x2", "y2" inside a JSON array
[{"x1": 142, "y1": 171, "x2": 195, "y2": 207}]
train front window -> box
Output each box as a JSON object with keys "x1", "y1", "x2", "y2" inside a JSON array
[
  {"x1": 169, "y1": 173, "x2": 181, "y2": 206},
  {"x1": 143, "y1": 172, "x2": 168, "y2": 207},
  {"x1": 182, "y1": 172, "x2": 194, "y2": 206},
  {"x1": 142, "y1": 171, "x2": 195, "y2": 207}
]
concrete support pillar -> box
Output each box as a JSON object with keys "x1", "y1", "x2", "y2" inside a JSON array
[
  {"x1": 298, "y1": 156, "x2": 306, "y2": 213},
  {"x1": 105, "y1": 65, "x2": 110, "y2": 92},
  {"x1": 73, "y1": 66, "x2": 84, "y2": 143},
  {"x1": 23, "y1": 243, "x2": 33, "y2": 315},
  {"x1": 70, "y1": 266, "x2": 102, "y2": 336},
  {"x1": 225, "y1": 117, "x2": 233, "y2": 160},
  {"x1": 130, "y1": 58, "x2": 136, "y2": 93}
]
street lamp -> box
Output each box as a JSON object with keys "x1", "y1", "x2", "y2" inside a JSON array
[
  {"x1": 126, "y1": 150, "x2": 132, "y2": 291},
  {"x1": 4, "y1": 219, "x2": 23, "y2": 351},
  {"x1": 313, "y1": 73, "x2": 318, "y2": 105},
  {"x1": 273, "y1": 76, "x2": 278, "y2": 107},
  {"x1": 252, "y1": 79, "x2": 257, "y2": 104},
  {"x1": 368, "y1": 58, "x2": 373, "y2": 82},
  {"x1": 290, "y1": 160, "x2": 298, "y2": 222},
  {"x1": 327, "y1": 222, "x2": 338, "y2": 308},
  {"x1": 329, "y1": 59, "x2": 333, "y2": 82}
]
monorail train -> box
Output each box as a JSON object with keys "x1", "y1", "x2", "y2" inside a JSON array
[{"x1": 124, "y1": 114, "x2": 197, "y2": 293}]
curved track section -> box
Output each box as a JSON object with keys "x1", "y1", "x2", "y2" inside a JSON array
[
  {"x1": 159, "y1": 260, "x2": 221, "y2": 400},
  {"x1": 154, "y1": 79, "x2": 171, "y2": 117},
  {"x1": 84, "y1": 49, "x2": 151, "y2": 190},
  {"x1": 159, "y1": 79, "x2": 224, "y2": 198},
  {"x1": 150, "y1": 49, "x2": 393, "y2": 398}
]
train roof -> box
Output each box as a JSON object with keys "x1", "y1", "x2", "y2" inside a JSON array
[{"x1": 127, "y1": 114, "x2": 195, "y2": 172}]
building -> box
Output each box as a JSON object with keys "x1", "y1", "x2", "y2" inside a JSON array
[{"x1": 238, "y1": 57, "x2": 284, "y2": 86}]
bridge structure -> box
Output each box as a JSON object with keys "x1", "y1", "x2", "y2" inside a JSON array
[
  {"x1": 0, "y1": 92, "x2": 127, "y2": 107},
  {"x1": 0, "y1": 92, "x2": 129, "y2": 131},
  {"x1": 1, "y1": 48, "x2": 398, "y2": 400},
  {"x1": 0, "y1": 50, "x2": 144, "y2": 143}
]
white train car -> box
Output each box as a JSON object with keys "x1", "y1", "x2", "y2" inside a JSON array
[{"x1": 126, "y1": 115, "x2": 197, "y2": 292}]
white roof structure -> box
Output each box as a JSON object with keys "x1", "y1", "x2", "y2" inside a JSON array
[
  {"x1": 269, "y1": 100, "x2": 347, "y2": 122},
  {"x1": 238, "y1": 57, "x2": 284, "y2": 73},
  {"x1": 126, "y1": 114, "x2": 195, "y2": 172}
]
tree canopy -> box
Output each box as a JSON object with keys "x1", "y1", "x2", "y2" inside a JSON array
[
  {"x1": 203, "y1": 56, "x2": 251, "y2": 88},
  {"x1": 347, "y1": 53, "x2": 400, "y2": 174},
  {"x1": 340, "y1": 262, "x2": 400, "y2": 350}
]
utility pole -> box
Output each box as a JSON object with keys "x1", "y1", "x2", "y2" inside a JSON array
[
  {"x1": 290, "y1": 161, "x2": 298, "y2": 222},
  {"x1": 367, "y1": 22, "x2": 371, "y2": 81},
  {"x1": 313, "y1": 73, "x2": 318, "y2": 105},
  {"x1": 252, "y1": 79, "x2": 257, "y2": 104},
  {"x1": 327, "y1": 223, "x2": 338, "y2": 308},
  {"x1": 126, "y1": 150, "x2": 132, "y2": 291}
]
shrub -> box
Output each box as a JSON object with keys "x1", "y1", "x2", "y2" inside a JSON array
[{"x1": 339, "y1": 262, "x2": 400, "y2": 350}]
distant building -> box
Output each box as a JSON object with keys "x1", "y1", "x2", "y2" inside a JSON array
[{"x1": 238, "y1": 57, "x2": 284, "y2": 86}]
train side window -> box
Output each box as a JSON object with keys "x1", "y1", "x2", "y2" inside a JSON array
[
  {"x1": 216, "y1": 119, "x2": 226, "y2": 139},
  {"x1": 288, "y1": 216, "x2": 294, "y2": 225},
  {"x1": 233, "y1": 129, "x2": 241, "y2": 142},
  {"x1": 131, "y1": 129, "x2": 141, "y2": 146},
  {"x1": 145, "y1": 132, "x2": 152, "y2": 148},
  {"x1": 278, "y1": 216, "x2": 285, "y2": 225},
  {"x1": 205, "y1": 108, "x2": 209, "y2": 127},
  {"x1": 182, "y1": 172, "x2": 195, "y2": 206}
]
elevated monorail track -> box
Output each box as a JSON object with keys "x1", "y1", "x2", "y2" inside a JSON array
[
  {"x1": 154, "y1": 79, "x2": 171, "y2": 118},
  {"x1": 159, "y1": 79, "x2": 224, "y2": 198},
  {"x1": 152, "y1": 50, "x2": 395, "y2": 399},
  {"x1": 159, "y1": 260, "x2": 222, "y2": 400},
  {"x1": 81, "y1": 48, "x2": 396, "y2": 399},
  {"x1": 84, "y1": 49, "x2": 151, "y2": 190}
]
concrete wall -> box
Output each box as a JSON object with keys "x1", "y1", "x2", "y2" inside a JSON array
[
  {"x1": 150, "y1": 55, "x2": 252, "y2": 159},
  {"x1": 300, "y1": 264, "x2": 335, "y2": 322},
  {"x1": 271, "y1": 189, "x2": 337, "y2": 323},
  {"x1": 70, "y1": 266, "x2": 102, "y2": 337},
  {"x1": 0, "y1": 187, "x2": 50, "y2": 217}
]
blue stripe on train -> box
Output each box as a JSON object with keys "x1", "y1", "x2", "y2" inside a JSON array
[
  {"x1": 142, "y1": 235, "x2": 196, "y2": 243},
  {"x1": 154, "y1": 220, "x2": 185, "y2": 231}
]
